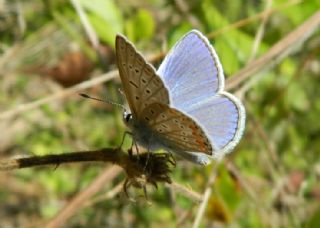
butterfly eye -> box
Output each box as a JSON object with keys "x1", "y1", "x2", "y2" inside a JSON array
[{"x1": 125, "y1": 113, "x2": 132, "y2": 122}]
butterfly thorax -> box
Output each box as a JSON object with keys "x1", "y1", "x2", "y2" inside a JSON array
[{"x1": 123, "y1": 111, "x2": 164, "y2": 151}]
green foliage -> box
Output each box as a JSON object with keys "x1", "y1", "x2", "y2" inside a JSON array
[
  {"x1": 125, "y1": 9, "x2": 156, "y2": 42},
  {"x1": 80, "y1": 0, "x2": 123, "y2": 45},
  {"x1": 0, "y1": 0, "x2": 319, "y2": 227}
]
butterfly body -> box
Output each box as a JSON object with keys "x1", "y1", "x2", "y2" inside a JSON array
[{"x1": 116, "y1": 30, "x2": 245, "y2": 165}]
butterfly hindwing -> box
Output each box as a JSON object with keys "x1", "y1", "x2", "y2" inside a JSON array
[
  {"x1": 116, "y1": 35, "x2": 170, "y2": 117},
  {"x1": 140, "y1": 102, "x2": 212, "y2": 155},
  {"x1": 184, "y1": 93, "x2": 245, "y2": 155}
]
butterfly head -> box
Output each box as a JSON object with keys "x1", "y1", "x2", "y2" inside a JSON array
[{"x1": 123, "y1": 110, "x2": 133, "y2": 127}]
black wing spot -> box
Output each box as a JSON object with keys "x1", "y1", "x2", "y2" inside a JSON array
[
  {"x1": 146, "y1": 89, "x2": 151, "y2": 94},
  {"x1": 161, "y1": 114, "x2": 166, "y2": 119},
  {"x1": 153, "y1": 78, "x2": 161, "y2": 85},
  {"x1": 174, "y1": 119, "x2": 179, "y2": 123},
  {"x1": 135, "y1": 69, "x2": 139, "y2": 73},
  {"x1": 150, "y1": 109, "x2": 154, "y2": 114},
  {"x1": 180, "y1": 125, "x2": 185, "y2": 129},
  {"x1": 135, "y1": 96, "x2": 139, "y2": 100},
  {"x1": 158, "y1": 129, "x2": 163, "y2": 132},
  {"x1": 141, "y1": 78, "x2": 147, "y2": 84},
  {"x1": 129, "y1": 81, "x2": 138, "y2": 88},
  {"x1": 129, "y1": 65, "x2": 133, "y2": 69},
  {"x1": 145, "y1": 116, "x2": 150, "y2": 121},
  {"x1": 161, "y1": 124, "x2": 168, "y2": 129}
]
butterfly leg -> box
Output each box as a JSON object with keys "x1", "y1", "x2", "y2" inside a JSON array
[
  {"x1": 133, "y1": 139, "x2": 140, "y2": 157},
  {"x1": 123, "y1": 178, "x2": 136, "y2": 202},
  {"x1": 143, "y1": 140, "x2": 152, "y2": 171},
  {"x1": 119, "y1": 131, "x2": 135, "y2": 157}
]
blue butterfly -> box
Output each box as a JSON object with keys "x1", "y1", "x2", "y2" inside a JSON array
[{"x1": 116, "y1": 30, "x2": 245, "y2": 165}]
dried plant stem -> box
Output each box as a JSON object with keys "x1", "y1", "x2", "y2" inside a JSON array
[
  {"x1": 0, "y1": 148, "x2": 122, "y2": 170},
  {"x1": 207, "y1": 0, "x2": 301, "y2": 40},
  {"x1": 70, "y1": 0, "x2": 108, "y2": 70},
  {"x1": 226, "y1": 11, "x2": 320, "y2": 91},
  {"x1": 192, "y1": 164, "x2": 218, "y2": 228},
  {"x1": 45, "y1": 166, "x2": 122, "y2": 228},
  {"x1": 0, "y1": 71, "x2": 118, "y2": 121},
  {"x1": 248, "y1": 0, "x2": 273, "y2": 62},
  {"x1": 83, "y1": 181, "x2": 124, "y2": 208},
  {"x1": 167, "y1": 182, "x2": 202, "y2": 203}
]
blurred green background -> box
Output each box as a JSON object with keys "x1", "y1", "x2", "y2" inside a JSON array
[{"x1": 0, "y1": 0, "x2": 319, "y2": 227}]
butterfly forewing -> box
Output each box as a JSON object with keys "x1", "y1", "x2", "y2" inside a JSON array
[
  {"x1": 116, "y1": 35, "x2": 170, "y2": 117},
  {"x1": 141, "y1": 102, "x2": 212, "y2": 155}
]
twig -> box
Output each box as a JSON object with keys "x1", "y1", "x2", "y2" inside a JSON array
[
  {"x1": 236, "y1": 0, "x2": 273, "y2": 99},
  {"x1": 83, "y1": 181, "x2": 124, "y2": 208},
  {"x1": 70, "y1": 0, "x2": 99, "y2": 51},
  {"x1": 167, "y1": 182, "x2": 202, "y2": 203},
  {"x1": 0, "y1": 71, "x2": 118, "y2": 120},
  {"x1": 226, "y1": 11, "x2": 320, "y2": 91},
  {"x1": 45, "y1": 166, "x2": 122, "y2": 228},
  {"x1": 224, "y1": 160, "x2": 269, "y2": 222},
  {"x1": 149, "y1": 0, "x2": 301, "y2": 64},
  {"x1": 206, "y1": 0, "x2": 301, "y2": 40},
  {"x1": 1, "y1": 148, "x2": 176, "y2": 226},
  {"x1": 70, "y1": 0, "x2": 108, "y2": 70},
  {"x1": 0, "y1": 148, "x2": 121, "y2": 170},
  {"x1": 248, "y1": 0, "x2": 273, "y2": 62},
  {"x1": 192, "y1": 164, "x2": 219, "y2": 228}
]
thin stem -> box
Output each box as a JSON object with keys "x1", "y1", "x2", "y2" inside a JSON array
[{"x1": 0, "y1": 148, "x2": 122, "y2": 170}]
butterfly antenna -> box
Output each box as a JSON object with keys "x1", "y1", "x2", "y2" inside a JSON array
[{"x1": 79, "y1": 93, "x2": 126, "y2": 112}]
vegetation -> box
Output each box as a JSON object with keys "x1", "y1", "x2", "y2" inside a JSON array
[{"x1": 0, "y1": 0, "x2": 319, "y2": 227}]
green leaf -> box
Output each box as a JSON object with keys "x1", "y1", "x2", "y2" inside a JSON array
[
  {"x1": 125, "y1": 9, "x2": 155, "y2": 42},
  {"x1": 306, "y1": 206, "x2": 320, "y2": 228},
  {"x1": 80, "y1": 0, "x2": 123, "y2": 45},
  {"x1": 287, "y1": 82, "x2": 309, "y2": 111}
]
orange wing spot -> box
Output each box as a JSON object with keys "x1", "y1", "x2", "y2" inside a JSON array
[{"x1": 189, "y1": 124, "x2": 198, "y2": 131}]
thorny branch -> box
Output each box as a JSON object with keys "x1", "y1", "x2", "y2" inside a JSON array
[{"x1": 0, "y1": 148, "x2": 175, "y2": 199}]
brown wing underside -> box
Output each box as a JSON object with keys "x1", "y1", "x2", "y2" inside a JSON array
[
  {"x1": 115, "y1": 35, "x2": 169, "y2": 117},
  {"x1": 140, "y1": 102, "x2": 212, "y2": 155}
]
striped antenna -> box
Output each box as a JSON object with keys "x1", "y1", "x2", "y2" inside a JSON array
[{"x1": 79, "y1": 93, "x2": 127, "y2": 112}]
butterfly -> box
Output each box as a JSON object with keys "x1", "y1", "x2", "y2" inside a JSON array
[{"x1": 115, "y1": 30, "x2": 245, "y2": 165}]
